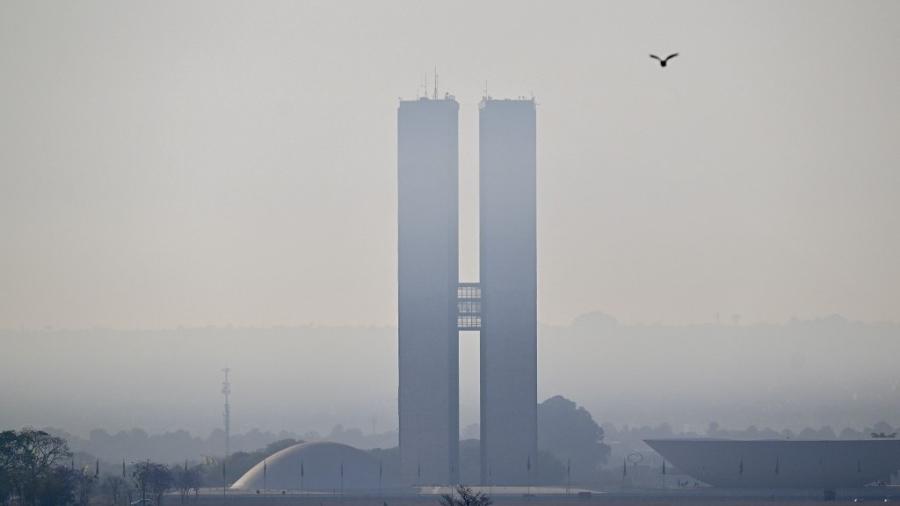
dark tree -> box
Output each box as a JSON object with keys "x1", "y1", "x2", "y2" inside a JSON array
[
  {"x1": 0, "y1": 429, "x2": 73, "y2": 506},
  {"x1": 73, "y1": 469, "x2": 96, "y2": 506},
  {"x1": 101, "y1": 476, "x2": 127, "y2": 506},
  {"x1": 438, "y1": 486, "x2": 492, "y2": 506},
  {"x1": 132, "y1": 462, "x2": 172, "y2": 506},
  {"x1": 34, "y1": 466, "x2": 77, "y2": 506},
  {"x1": 535, "y1": 450, "x2": 566, "y2": 484},
  {"x1": 0, "y1": 453, "x2": 11, "y2": 506},
  {"x1": 173, "y1": 465, "x2": 201, "y2": 503},
  {"x1": 537, "y1": 396, "x2": 611, "y2": 484}
]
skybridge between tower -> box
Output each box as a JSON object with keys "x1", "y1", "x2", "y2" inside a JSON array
[{"x1": 457, "y1": 282, "x2": 481, "y2": 331}]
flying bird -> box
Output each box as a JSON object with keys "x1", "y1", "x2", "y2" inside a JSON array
[{"x1": 650, "y1": 53, "x2": 679, "y2": 67}]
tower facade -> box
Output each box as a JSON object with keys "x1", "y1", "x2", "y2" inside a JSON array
[
  {"x1": 397, "y1": 97, "x2": 460, "y2": 486},
  {"x1": 478, "y1": 99, "x2": 538, "y2": 486}
]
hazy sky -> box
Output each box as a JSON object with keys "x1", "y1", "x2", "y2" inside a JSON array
[
  {"x1": 3, "y1": 318, "x2": 900, "y2": 436},
  {"x1": 1, "y1": 0, "x2": 898, "y2": 329}
]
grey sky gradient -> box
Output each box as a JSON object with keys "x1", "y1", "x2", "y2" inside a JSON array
[{"x1": 1, "y1": 0, "x2": 899, "y2": 330}]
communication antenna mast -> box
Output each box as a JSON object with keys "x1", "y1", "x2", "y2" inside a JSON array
[{"x1": 221, "y1": 368, "x2": 231, "y2": 461}]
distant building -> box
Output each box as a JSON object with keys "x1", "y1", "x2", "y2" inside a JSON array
[
  {"x1": 397, "y1": 97, "x2": 460, "y2": 485},
  {"x1": 396, "y1": 94, "x2": 537, "y2": 487},
  {"x1": 646, "y1": 438, "x2": 900, "y2": 490},
  {"x1": 478, "y1": 98, "x2": 538, "y2": 486}
]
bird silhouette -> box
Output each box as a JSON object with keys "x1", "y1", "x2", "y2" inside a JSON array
[{"x1": 650, "y1": 53, "x2": 679, "y2": 67}]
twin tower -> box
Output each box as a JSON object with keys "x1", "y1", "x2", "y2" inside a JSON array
[{"x1": 397, "y1": 95, "x2": 537, "y2": 486}]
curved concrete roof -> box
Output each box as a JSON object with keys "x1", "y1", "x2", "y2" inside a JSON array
[{"x1": 230, "y1": 441, "x2": 381, "y2": 491}]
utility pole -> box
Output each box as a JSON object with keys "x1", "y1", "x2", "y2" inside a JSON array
[
  {"x1": 526, "y1": 455, "x2": 532, "y2": 497},
  {"x1": 124, "y1": 459, "x2": 131, "y2": 506},
  {"x1": 222, "y1": 368, "x2": 231, "y2": 461},
  {"x1": 142, "y1": 459, "x2": 149, "y2": 506},
  {"x1": 222, "y1": 368, "x2": 231, "y2": 504},
  {"x1": 222, "y1": 460, "x2": 226, "y2": 504}
]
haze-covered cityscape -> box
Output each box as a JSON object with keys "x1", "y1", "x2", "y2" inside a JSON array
[{"x1": 2, "y1": 1, "x2": 899, "y2": 506}]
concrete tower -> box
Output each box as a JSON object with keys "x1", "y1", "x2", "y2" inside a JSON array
[
  {"x1": 478, "y1": 98, "x2": 538, "y2": 486},
  {"x1": 397, "y1": 97, "x2": 460, "y2": 486}
]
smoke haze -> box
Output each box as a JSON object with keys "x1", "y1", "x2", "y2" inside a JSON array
[
  {"x1": 2, "y1": 315, "x2": 898, "y2": 437},
  {"x1": 1, "y1": 0, "x2": 899, "y2": 454},
  {"x1": 1, "y1": 1, "x2": 899, "y2": 330}
]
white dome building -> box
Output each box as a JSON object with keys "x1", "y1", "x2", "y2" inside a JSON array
[{"x1": 230, "y1": 442, "x2": 382, "y2": 492}]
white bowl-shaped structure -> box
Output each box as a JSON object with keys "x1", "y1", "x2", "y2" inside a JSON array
[{"x1": 230, "y1": 441, "x2": 380, "y2": 492}]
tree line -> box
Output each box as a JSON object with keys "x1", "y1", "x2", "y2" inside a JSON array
[{"x1": 1, "y1": 429, "x2": 205, "y2": 506}]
